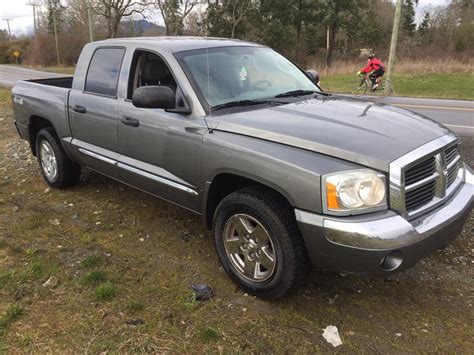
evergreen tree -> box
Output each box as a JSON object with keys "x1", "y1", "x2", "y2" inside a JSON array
[{"x1": 401, "y1": 0, "x2": 416, "y2": 36}]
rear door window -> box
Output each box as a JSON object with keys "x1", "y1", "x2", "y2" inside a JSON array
[{"x1": 85, "y1": 47, "x2": 125, "y2": 97}]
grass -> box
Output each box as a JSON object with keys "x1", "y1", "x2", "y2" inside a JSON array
[
  {"x1": 198, "y1": 327, "x2": 220, "y2": 341},
  {"x1": 126, "y1": 300, "x2": 145, "y2": 314},
  {"x1": 81, "y1": 254, "x2": 104, "y2": 269},
  {"x1": 83, "y1": 270, "x2": 108, "y2": 286},
  {"x1": 0, "y1": 305, "x2": 24, "y2": 333},
  {"x1": 322, "y1": 73, "x2": 474, "y2": 100},
  {"x1": 94, "y1": 282, "x2": 117, "y2": 302}
]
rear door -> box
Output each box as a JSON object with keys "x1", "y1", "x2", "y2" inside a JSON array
[
  {"x1": 69, "y1": 46, "x2": 125, "y2": 176},
  {"x1": 116, "y1": 49, "x2": 207, "y2": 212}
]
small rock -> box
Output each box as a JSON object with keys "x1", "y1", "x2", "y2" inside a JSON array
[
  {"x1": 0, "y1": 117, "x2": 5, "y2": 122},
  {"x1": 118, "y1": 234, "x2": 124, "y2": 238},
  {"x1": 71, "y1": 214, "x2": 79, "y2": 219},
  {"x1": 327, "y1": 294, "x2": 339, "y2": 305},
  {"x1": 49, "y1": 219, "x2": 60, "y2": 226},
  {"x1": 348, "y1": 330, "x2": 355, "y2": 336},
  {"x1": 68, "y1": 203, "x2": 74, "y2": 207},
  {"x1": 162, "y1": 310, "x2": 172, "y2": 319},
  {"x1": 44, "y1": 188, "x2": 51, "y2": 194},
  {"x1": 190, "y1": 284, "x2": 213, "y2": 300},
  {"x1": 139, "y1": 238, "x2": 145, "y2": 242},
  {"x1": 95, "y1": 222, "x2": 101, "y2": 225},
  {"x1": 12, "y1": 206, "x2": 19, "y2": 212},
  {"x1": 421, "y1": 329, "x2": 429, "y2": 333},
  {"x1": 395, "y1": 333, "x2": 402, "y2": 337},
  {"x1": 42, "y1": 276, "x2": 59, "y2": 288},
  {"x1": 125, "y1": 319, "x2": 145, "y2": 326}
]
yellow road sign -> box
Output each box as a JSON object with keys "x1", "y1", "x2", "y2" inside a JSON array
[{"x1": 13, "y1": 50, "x2": 20, "y2": 58}]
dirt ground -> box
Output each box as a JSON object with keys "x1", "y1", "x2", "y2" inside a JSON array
[{"x1": 0, "y1": 88, "x2": 473, "y2": 352}]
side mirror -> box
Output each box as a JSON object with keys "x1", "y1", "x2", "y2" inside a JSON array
[
  {"x1": 132, "y1": 86, "x2": 175, "y2": 109},
  {"x1": 305, "y1": 70, "x2": 320, "y2": 85}
]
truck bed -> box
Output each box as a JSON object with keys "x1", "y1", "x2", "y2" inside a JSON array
[{"x1": 27, "y1": 76, "x2": 73, "y2": 89}]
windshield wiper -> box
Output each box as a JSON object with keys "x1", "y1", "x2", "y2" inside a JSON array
[
  {"x1": 211, "y1": 99, "x2": 282, "y2": 112},
  {"x1": 274, "y1": 90, "x2": 319, "y2": 98}
]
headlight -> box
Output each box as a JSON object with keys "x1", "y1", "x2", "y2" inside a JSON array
[{"x1": 323, "y1": 169, "x2": 387, "y2": 215}]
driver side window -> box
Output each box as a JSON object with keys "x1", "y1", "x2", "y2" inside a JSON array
[{"x1": 127, "y1": 50, "x2": 186, "y2": 108}]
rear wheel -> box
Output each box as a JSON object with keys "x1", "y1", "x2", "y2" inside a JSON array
[
  {"x1": 374, "y1": 79, "x2": 393, "y2": 97},
  {"x1": 350, "y1": 78, "x2": 368, "y2": 96},
  {"x1": 36, "y1": 127, "x2": 81, "y2": 188},
  {"x1": 213, "y1": 187, "x2": 309, "y2": 299}
]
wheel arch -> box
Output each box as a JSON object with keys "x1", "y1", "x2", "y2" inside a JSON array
[
  {"x1": 202, "y1": 170, "x2": 296, "y2": 230},
  {"x1": 28, "y1": 115, "x2": 56, "y2": 156}
]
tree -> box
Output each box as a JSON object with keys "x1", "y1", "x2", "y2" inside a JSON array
[
  {"x1": 155, "y1": 0, "x2": 201, "y2": 36},
  {"x1": 205, "y1": 0, "x2": 254, "y2": 39},
  {"x1": 94, "y1": 0, "x2": 153, "y2": 38},
  {"x1": 318, "y1": 0, "x2": 362, "y2": 68},
  {"x1": 401, "y1": 0, "x2": 417, "y2": 36}
]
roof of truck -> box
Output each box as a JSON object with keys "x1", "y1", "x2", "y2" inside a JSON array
[{"x1": 98, "y1": 36, "x2": 262, "y2": 53}]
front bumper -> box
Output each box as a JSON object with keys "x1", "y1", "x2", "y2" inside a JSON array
[{"x1": 296, "y1": 165, "x2": 473, "y2": 275}]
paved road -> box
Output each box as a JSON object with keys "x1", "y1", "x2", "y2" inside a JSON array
[
  {"x1": 1, "y1": 64, "x2": 472, "y2": 137},
  {"x1": 0, "y1": 65, "x2": 68, "y2": 87},
  {"x1": 362, "y1": 96, "x2": 474, "y2": 137}
]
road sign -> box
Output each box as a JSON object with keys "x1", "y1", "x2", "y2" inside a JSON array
[{"x1": 13, "y1": 50, "x2": 20, "y2": 58}]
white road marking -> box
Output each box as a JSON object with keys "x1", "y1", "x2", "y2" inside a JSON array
[{"x1": 394, "y1": 103, "x2": 474, "y2": 111}]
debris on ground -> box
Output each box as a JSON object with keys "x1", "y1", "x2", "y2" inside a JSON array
[
  {"x1": 42, "y1": 276, "x2": 59, "y2": 288},
  {"x1": 190, "y1": 284, "x2": 213, "y2": 301},
  {"x1": 125, "y1": 319, "x2": 145, "y2": 326},
  {"x1": 322, "y1": 325, "x2": 343, "y2": 347}
]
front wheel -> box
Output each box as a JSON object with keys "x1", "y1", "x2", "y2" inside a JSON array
[
  {"x1": 213, "y1": 187, "x2": 309, "y2": 299},
  {"x1": 350, "y1": 78, "x2": 368, "y2": 96}
]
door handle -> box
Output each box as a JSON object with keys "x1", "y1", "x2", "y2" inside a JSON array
[
  {"x1": 121, "y1": 116, "x2": 140, "y2": 127},
  {"x1": 73, "y1": 105, "x2": 86, "y2": 114}
]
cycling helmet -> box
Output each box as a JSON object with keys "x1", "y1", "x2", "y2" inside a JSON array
[{"x1": 368, "y1": 53, "x2": 375, "y2": 59}]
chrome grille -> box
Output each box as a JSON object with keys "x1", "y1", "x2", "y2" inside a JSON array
[
  {"x1": 404, "y1": 156, "x2": 437, "y2": 212},
  {"x1": 389, "y1": 136, "x2": 464, "y2": 220}
]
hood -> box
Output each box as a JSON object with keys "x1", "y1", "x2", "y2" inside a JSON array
[{"x1": 206, "y1": 95, "x2": 451, "y2": 171}]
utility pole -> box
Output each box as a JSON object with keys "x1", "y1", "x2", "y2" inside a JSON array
[
  {"x1": 386, "y1": 0, "x2": 402, "y2": 85},
  {"x1": 26, "y1": 2, "x2": 40, "y2": 46},
  {"x1": 48, "y1": 0, "x2": 61, "y2": 65},
  {"x1": 86, "y1": 0, "x2": 94, "y2": 42},
  {"x1": 2, "y1": 19, "x2": 12, "y2": 40}
]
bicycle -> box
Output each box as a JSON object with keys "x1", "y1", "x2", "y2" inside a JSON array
[{"x1": 350, "y1": 73, "x2": 393, "y2": 97}]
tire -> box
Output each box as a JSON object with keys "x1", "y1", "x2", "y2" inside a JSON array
[
  {"x1": 213, "y1": 186, "x2": 310, "y2": 299},
  {"x1": 36, "y1": 127, "x2": 81, "y2": 188},
  {"x1": 374, "y1": 79, "x2": 393, "y2": 97},
  {"x1": 350, "y1": 78, "x2": 367, "y2": 96}
]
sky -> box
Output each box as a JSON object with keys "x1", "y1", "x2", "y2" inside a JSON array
[{"x1": 0, "y1": 0, "x2": 451, "y2": 36}]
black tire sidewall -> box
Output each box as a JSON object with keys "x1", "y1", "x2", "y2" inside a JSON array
[
  {"x1": 36, "y1": 130, "x2": 60, "y2": 186},
  {"x1": 35, "y1": 128, "x2": 79, "y2": 188},
  {"x1": 214, "y1": 191, "x2": 299, "y2": 298}
]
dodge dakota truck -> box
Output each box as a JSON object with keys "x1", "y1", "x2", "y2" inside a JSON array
[{"x1": 12, "y1": 37, "x2": 473, "y2": 299}]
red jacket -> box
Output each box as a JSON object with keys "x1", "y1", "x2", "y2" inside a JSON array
[{"x1": 360, "y1": 58, "x2": 385, "y2": 73}]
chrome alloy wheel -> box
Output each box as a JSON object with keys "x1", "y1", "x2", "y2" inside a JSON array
[
  {"x1": 223, "y1": 214, "x2": 276, "y2": 282},
  {"x1": 39, "y1": 140, "x2": 58, "y2": 181}
]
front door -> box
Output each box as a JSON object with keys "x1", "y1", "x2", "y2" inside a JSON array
[{"x1": 117, "y1": 50, "x2": 207, "y2": 212}]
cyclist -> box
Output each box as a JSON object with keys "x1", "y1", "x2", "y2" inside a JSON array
[{"x1": 357, "y1": 53, "x2": 385, "y2": 91}]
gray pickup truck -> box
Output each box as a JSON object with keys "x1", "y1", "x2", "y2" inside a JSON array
[{"x1": 12, "y1": 37, "x2": 473, "y2": 299}]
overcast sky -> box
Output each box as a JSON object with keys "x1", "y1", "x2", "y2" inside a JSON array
[{"x1": 0, "y1": 0, "x2": 451, "y2": 36}]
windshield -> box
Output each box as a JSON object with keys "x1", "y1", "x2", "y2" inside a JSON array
[{"x1": 175, "y1": 46, "x2": 320, "y2": 110}]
